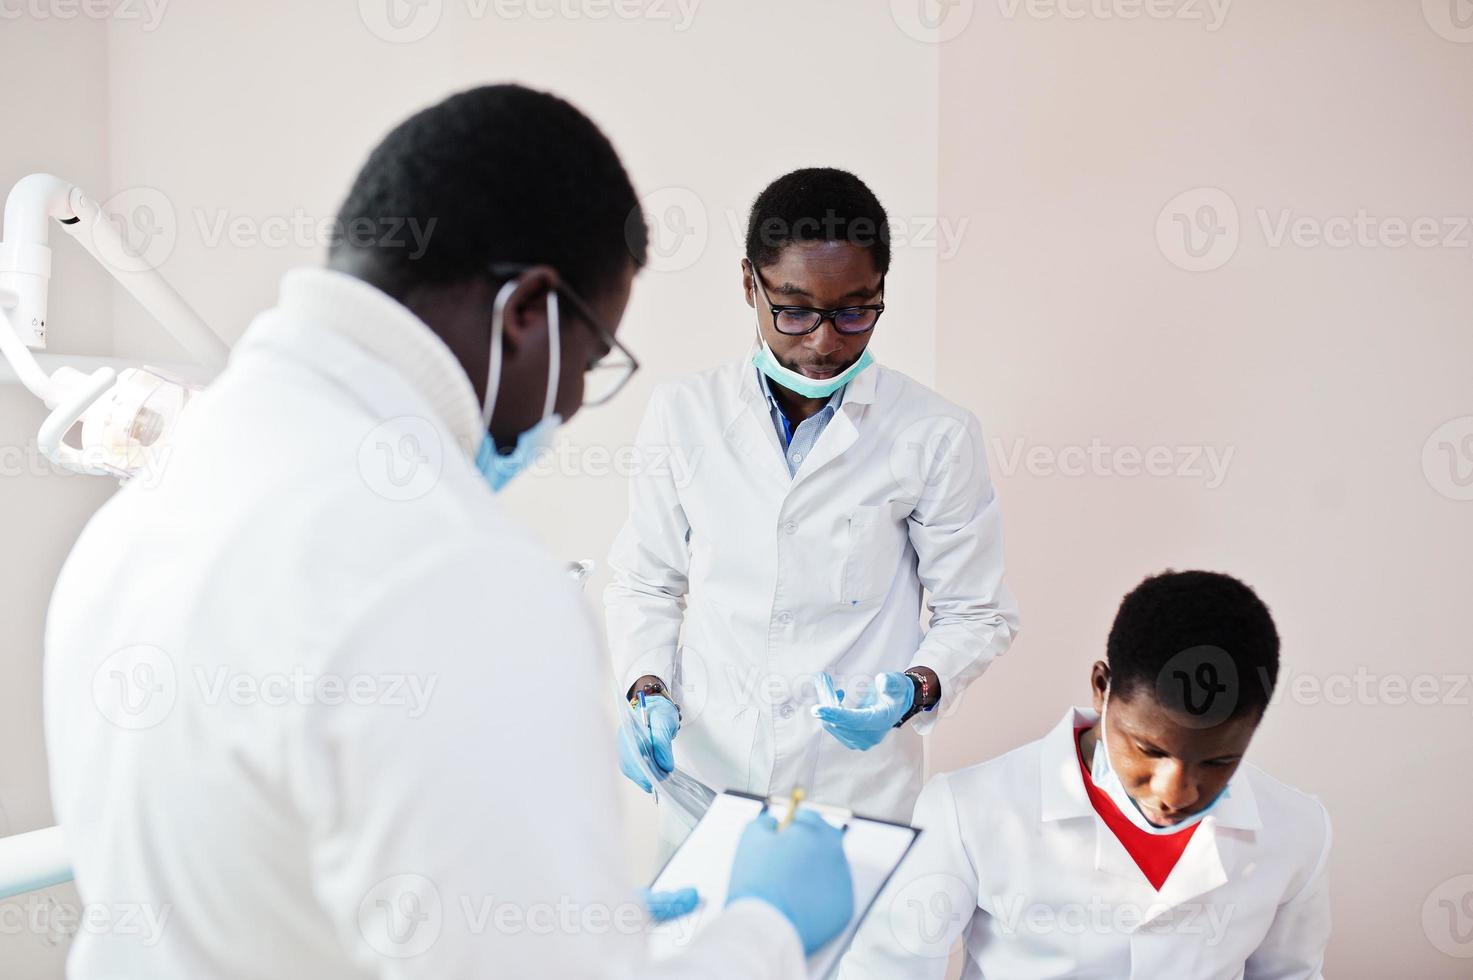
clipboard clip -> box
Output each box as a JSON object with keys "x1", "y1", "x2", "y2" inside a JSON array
[{"x1": 763, "y1": 792, "x2": 853, "y2": 832}]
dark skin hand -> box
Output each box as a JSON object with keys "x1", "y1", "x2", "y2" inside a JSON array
[
  {"x1": 330, "y1": 253, "x2": 637, "y2": 451},
  {"x1": 1078, "y1": 661, "x2": 1259, "y2": 828},
  {"x1": 742, "y1": 240, "x2": 882, "y2": 425}
]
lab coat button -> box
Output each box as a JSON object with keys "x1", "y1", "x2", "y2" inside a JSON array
[
  {"x1": 779, "y1": 703, "x2": 795, "y2": 719},
  {"x1": 776, "y1": 610, "x2": 793, "y2": 624},
  {"x1": 784, "y1": 521, "x2": 798, "y2": 534}
]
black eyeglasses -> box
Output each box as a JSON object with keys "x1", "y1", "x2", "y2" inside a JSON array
[
  {"x1": 488, "y1": 263, "x2": 639, "y2": 407},
  {"x1": 747, "y1": 261, "x2": 885, "y2": 336}
]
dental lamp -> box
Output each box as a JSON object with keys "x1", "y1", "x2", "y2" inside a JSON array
[{"x1": 0, "y1": 173, "x2": 229, "y2": 479}]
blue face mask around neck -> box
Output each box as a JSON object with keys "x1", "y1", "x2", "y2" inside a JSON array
[
  {"x1": 475, "y1": 415, "x2": 561, "y2": 493},
  {"x1": 476, "y1": 279, "x2": 562, "y2": 493}
]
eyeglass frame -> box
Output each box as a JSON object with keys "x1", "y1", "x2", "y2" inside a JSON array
[
  {"x1": 487, "y1": 262, "x2": 640, "y2": 407},
  {"x1": 745, "y1": 258, "x2": 886, "y2": 336}
]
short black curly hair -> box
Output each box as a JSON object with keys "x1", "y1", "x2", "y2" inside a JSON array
[
  {"x1": 744, "y1": 168, "x2": 890, "y2": 273},
  {"x1": 330, "y1": 83, "x2": 646, "y2": 300},
  {"x1": 1106, "y1": 570, "x2": 1280, "y2": 718}
]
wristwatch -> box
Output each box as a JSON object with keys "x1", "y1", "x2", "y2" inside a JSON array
[
  {"x1": 628, "y1": 678, "x2": 680, "y2": 718},
  {"x1": 894, "y1": 670, "x2": 939, "y2": 727}
]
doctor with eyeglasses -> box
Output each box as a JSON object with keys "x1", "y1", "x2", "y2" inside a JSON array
[{"x1": 607, "y1": 167, "x2": 1021, "y2": 837}]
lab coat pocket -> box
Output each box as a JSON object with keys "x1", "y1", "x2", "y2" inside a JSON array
[{"x1": 839, "y1": 504, "x2": 904, "y2": 606}]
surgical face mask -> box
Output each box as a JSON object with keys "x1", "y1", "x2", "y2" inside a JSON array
[
  {"x1": 476, "y1": 279, "x2": 562, "y2": 493},
  {"x1": 753, "y1": 338, "x2": 873, "y2": 400},
  {"x1": 1089, "y1": 686, "x2": 1226, "y2": 836}
]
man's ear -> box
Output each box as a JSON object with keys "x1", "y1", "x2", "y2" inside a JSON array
[
  {"x1": 741, "y1": 259, "x2": 756, "y2": 309},
  {"x1": 497, "y1": 265, "x2": 558, "y2": 360},
  {"x1": 1089, "y1": 661, "x2": 1110, "y2": 713}
]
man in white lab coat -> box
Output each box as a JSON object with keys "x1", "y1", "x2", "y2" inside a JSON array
[
  {"x1": 606, "y1": 168, "x2": 1019, "y2": 827},
  {"x1": 43, "y1": 84, "x2": 852, "y2": 979},
  {"x1": 839, "y1": 570, "x2": 1333, "y2": 979}
]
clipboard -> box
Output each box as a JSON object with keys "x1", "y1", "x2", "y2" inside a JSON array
[{"x1": 645, "y1": 790, "x2": 920, "y2": 979}]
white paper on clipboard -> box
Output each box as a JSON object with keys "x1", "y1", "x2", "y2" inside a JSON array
[{"x1": 645, "y1": 791, "x2": 919, "y2": 979}]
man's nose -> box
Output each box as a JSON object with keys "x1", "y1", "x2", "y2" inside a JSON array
[
  {"x1": 803, "y1": 318, "x2": 844, "y2": 356},
  {"x1": 1152, "y1": 760, "x2": 1200, "y2": 813}
]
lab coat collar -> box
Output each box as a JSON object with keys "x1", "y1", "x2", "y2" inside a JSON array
[
  {"x1": 1038, "y1": 705, "x2": 1262, "y2": 831},
  {"x1": 270, "y1": 267, "x2": 486, "y2": 458},
  {"x1": 1038, "y1": 706, "x2": 1100, "y2": 822}
]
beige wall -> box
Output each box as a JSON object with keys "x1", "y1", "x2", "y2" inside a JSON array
[
  {"x1": 933, "y1": 0, "x2": 1473, "y2": 976},
  {"x1": 2, "y1": 0, "x2": 1468, "y2": 975}
]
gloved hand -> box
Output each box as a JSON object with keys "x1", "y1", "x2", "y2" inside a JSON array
[
  {"x1": 639, "y1": 886, "x2": 700, "y2": 922},
  {"x1": 618, "y1": 694, "x2": 680, "y2": 793},
  {"x1": 812, "y1": 672, "x2": 914, "y2": 751},
  {"x1": 726, "y1": 810, "x2": 854, "y2": 955}
]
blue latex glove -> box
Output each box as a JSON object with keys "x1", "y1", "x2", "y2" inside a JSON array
[
  {"x1": 639, "y1": 886, "x2": 700, "y2": 922},
  {"x1": 618, "y1": 695, "x2": 680, "y2": 793},
  {"x1": 727, "y1": 810, "x2": 854, "y2": 955},
  {"x1": 812, "y1": 672, "x2": 914, "y2": 751}
]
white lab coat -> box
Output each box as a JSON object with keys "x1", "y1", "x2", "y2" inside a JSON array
[
  {"x1": 43, "y1": 268, "x2": 806, "y2": 979},
  {"x1": 605, "y1": 358, "x2": 1019, "y2": 825},
  {"x1": 839, "y1": 707, "x2": 1333, "y2": 980}
]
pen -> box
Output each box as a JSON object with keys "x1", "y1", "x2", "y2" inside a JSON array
[
  {"x1": 638, "y1": 691, "x2": 654, "y2": 761},
  {"x1": 778, "y1": 787, "x2": 806, "y2": 831}
]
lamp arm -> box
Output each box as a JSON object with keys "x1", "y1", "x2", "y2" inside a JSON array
[{"x1": 56, "y1": 186, "x2": 229, "y2": 373}]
